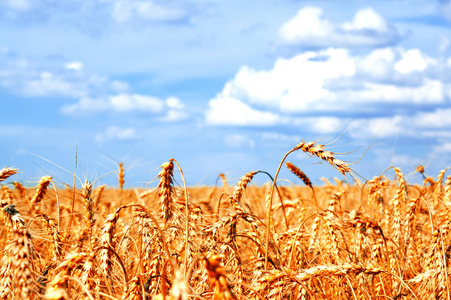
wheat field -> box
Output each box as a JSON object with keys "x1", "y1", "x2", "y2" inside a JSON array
[{"x1": 0, "y1": 141, "x2": 450, "y2": 299}]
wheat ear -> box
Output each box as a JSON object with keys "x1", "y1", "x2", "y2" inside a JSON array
[
  {"x1": 43, "y1": 214, "x2": 63, "y2": 260},
  {"x1": 229, "y1": 171, "x2": 258, "y2": 209},
  {"x1": 7, "y1": 226, "x2": 36, "y2": 299},
  {"x1": 158, "y1": 159, "x2": 175, "y2": 226},
  {"x1": 81, "y1": 181, "x2": 96, "y2": 248},
  {"x1": 98, "y1": 207, "x2": 122, "y2": 274},
  {"x1": 285, "y1": 162, "x2": 312, "y2": 188},
  {"x1": 391, "y1": 167, "x2": 407, "y2": 249},
  {"x1": 219, "y1": 173, "x2": 229, "y2": 187},
  {"x1": 285, "y1": 161, "x2": 317, "y2": 209},
  {"x1": 45, "y1": 252, "x2": 87, "y2": 299},
  {"x1": 0, "y1": 167, "x2": 18, "y2": 182},
  {"x1": 265, "y1": 140, "x2": 352, "y2": 269},
  {"x1": 1, "y1": 202, "x2": 26, "y2": 236},
  {"x1": 30, "y1": 175, "x2": 52, "y2": 215},
  {"x1": 118, "y1": 162, "x2": 125, "y2": 190},
  {"x1": 294, "y1": 141, "x2": 351, "y2": 175}
]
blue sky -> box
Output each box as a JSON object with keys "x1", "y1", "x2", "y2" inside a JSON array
[{"x1": 2, "y1": 0, "x2": 451, "y2": 187}]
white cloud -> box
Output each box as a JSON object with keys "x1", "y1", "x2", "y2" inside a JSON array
[
  {"x1": 277, "y1": 7, "x2": 400, "y2": 49},
  {"x1": 343, "y1": 79, "x2": 444, "y2": 104},
  {"x1": 215, "y1": 48, "x2": 355, "y2": 114},
  {"x1": 64, "y1": 61, "x2": 84, "y2": 71},
  {"x1": 298, "y1": 117, "x2": 342, "y2": 134},
  {"x1": 0, "y1": 56, "x2": 130, "y2": 98},
  {"x1": 205, "y1": 96, "x2": 281, "y2": 126},
  {"x1": 162, "y1": 109, "x2": 188, "y2": 122},
  {"x1": 414, "y1": 108, "x2": 451, "y2": 128},
  {"x1": 348, "y1": 108, "x2": 451, "y2": 140},
  {"x1": 278, "y1": 7, "x2": 333, "y2": 44},
  {"x1": 349, "y1": 116, "x2": 405, "y2": 140},
  {"x1": 356, "y1": 47, "x2": 397, "y2": 79},
  {"x1": 96, "y1": 126, "x2": 140, "y2": 143},
  {"x1": 166, "y1": 97, "x2": 184, "y2": 109},
  {"x1": 24, "y1": 71, "x2": 85, "y2": 97},
  {"x1": 62, "y1": 93, "x2": 189, "y2": 122},
  {"x1": 62, "y1": 93, "x2": 166, "y2": 115},
  {"x1": 205, "y1": 46, "x2": 447, "y2": 126},
  {"x1": 109, "y1": 93, "x2": 164, "y2": 112},
  {"x1": 342, "y1": 8, "x2": 389, "y2": 32},
  {"x1": 394, "y1": 49, "x2": 435, "y2": 74},
  {"x1": 112, "y1": 1, "x2": 187, "y2": 22}
]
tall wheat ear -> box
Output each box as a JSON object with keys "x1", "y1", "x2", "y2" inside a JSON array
[
  {"x1": 118, "y1": 162, "x2": 125, "y2": 190},
  {"x1": 0, "y1": 167, "x2": 18, "y2": 182},
  {"x1": 30, "y1": 175, "x2": 52, "y2": 214},
  {"x1": 7, "y1": 226, "x2": 36, "y2": 299},
  {"x1": 265, "y1": 139, "x2": 353, "y2": 269},
  {"x1": 158, "y1": 159, "x2": 175, "y2": 226},
  {"x1": 285, "y1": 161, "x2": 318, "y2": 209}
]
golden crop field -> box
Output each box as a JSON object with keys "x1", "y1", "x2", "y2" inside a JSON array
[{"x1": 0, "y1": 141, "x2": 449, "y2": 299}]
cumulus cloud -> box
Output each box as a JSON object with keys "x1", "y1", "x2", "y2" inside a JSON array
[
  {"x1": 205, "y1": 96, "x2": 281, "y2": 126},
  {"x1": 96, "y1": 126, "x2": 140, "y2": 143},
  {"x1": 205, "y1": 46, "x2": 447, "y2": 127},
  {"x1": 348, "y1": 107, "x2": 451, "y2": 140},
  {"x1": 0, "y1": 56, "x2": 129, "y2": 98},
  {"x1": 160, "y1": 97, "x2": 188, "y2": 121},
  {"x1": 62, "y1": 93, "x2": 164, "y2": 114},
  {"x1": 276, "y1": 7, "x2": 400, "y2": 50},
  {"x1": 64, "y1": 61, "x2": 84, "y2": 71},
  {"x1": 62, "y1": 93, "x2": 188, "y2": 121},
  {"x1": 293, "y1": 117, "x2": 342, "y2": 134},
  {"x1": 348, "y1": 116, "x2": 405, "y2": 140},
  {"x1": 23, "y1": 71, "x2": 85, "y2": 97},
  {"x1": 166, "y1": 97, "x2": 184, "y2": 109},
  {"x1": 413, "y1": 108, "x2": 451, "y2": 128}
]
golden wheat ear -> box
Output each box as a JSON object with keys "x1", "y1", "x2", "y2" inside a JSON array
[
  {"x1": 157, "y1": 159, "x2": 176, "y2": 227},
  {"x1": 0, "y1": 167, "x2": 18, "y2": 182},
  {"x1": 285, "y1": 162, "x2": 312, "y2": 188},
  {"x1": 118, "y1": 162, "x2": 125, "y2": 190},
  {"x1": 293, "y1": 141, "x2": 351, "y2": 175}
]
